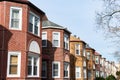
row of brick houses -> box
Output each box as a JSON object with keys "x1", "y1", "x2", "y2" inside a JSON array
[{"x1": 0, "y1": 0, "x2": 118, "y2": 80}]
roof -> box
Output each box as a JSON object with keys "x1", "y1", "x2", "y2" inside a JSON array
[
  {"x1": 95, "y1": 52, "x2": 101, "y2": 56},
  {"x1": 86, "y1": 44, "x2": 95, "y2": 51},
  {"x1": 70, "y1": 35, "x2": 81, "y2": 42},
  {"x1": 0, "y1": 0, "x2": 45, "y2": 15},
  {"x1": 42, "y1": 20, "x2": 71, "y2": 33},
  {"x1": 70, "y1": 35, "x2": 86, "y2": 44}
]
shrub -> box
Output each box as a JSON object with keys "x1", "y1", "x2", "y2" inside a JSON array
[
  {"x1": 106, "y1": 75, "x2": 116, "y2": 80},
  {"x1": 95, "y1": 77, "x2": 105, "y2": 80}
]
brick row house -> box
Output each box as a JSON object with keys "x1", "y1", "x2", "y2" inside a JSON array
[
  {"x1": 0, "y1": 0, "x2": 118, "y2": 80},
  {"x1": 0, "y1": 0, "x2": 47, "y2": 80},
  {"x1": 42, "y1": 20, "x2": 71, "y2": 80}
]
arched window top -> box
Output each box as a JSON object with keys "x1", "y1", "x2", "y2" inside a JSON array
[{"x1": 29, "y1": 41, "x2": 40, "y2": 54}]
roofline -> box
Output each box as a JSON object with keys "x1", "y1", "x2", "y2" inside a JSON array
[
  {"x1": 42, "y1": 26, "x2": 71, "y2": 34},
  {"x1": 70, "y1": 40, "x2": 86, "y2": 44},
  {"x1": 0, "y1": 0, "x2": 45, "y2": 15}
]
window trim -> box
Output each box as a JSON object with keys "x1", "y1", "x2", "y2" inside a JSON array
[
  {"x1": 28, "y1": 11, "x2": 40, "y2": 36},
  {"x1": 52, "y1": 61, "x2": 60, "y2": 78},
  {"x1": 64, "y1": 62, "x2": 69, "y2": 78},
  {"x1": 27, "y1": 53, "x2": 40, "y2": 77},
  {"x1": 9, "y1": 7, "x2": 22, "y2": 30},
  {"x1": 7, "y1": 51, "x2": 21, "y2": 77},
  {"x1": 64, "y1": 34, "x2": 69, "y2": 50},
  {"x1": 75, "y1": 66, "x2": 81, "y2": 78},
  {"x1": 42, "y1": 32, "x2": 47, "y2": 47},
  {"x1": 75, "y1": 44, "x2": 80, "y2": 55},
  {"x1": 52, "y1": 32, "x2": 60, "y2": 47}
]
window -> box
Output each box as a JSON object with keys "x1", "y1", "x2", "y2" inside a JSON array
[
  {"x1": 28, "y1": 12, "x2": 40, "y2": 36},
  {"x1": 28, "y1": 55, "x2": 39, "y2": 77},
  {"x1": 88, "y1": 70, "x2": 91, "y2": 78},
  {"x1": 42, "y1": 32, "x2": 47, "y2": 47},
  {"x1": 87, "y1": 52, "x2": 90, "y2": 60},
  {"x1": 83, "y1": 60, "x2": 86, "y2": 67},
  {"x1": 42, "y1": 61, "x2": 47, "y2": 78},
  {"x1": 9, "y1": 7, "x2": 22, "y2": 30},
  {"x1": 83, "y1": 47, "x2": 86, "y2": 56},
  {"x1": 7, "y1": 52, "x2": 21, "y2": 77},
  {"x1": 95, "y1": 56, "x2": 99, "y2": 64},
  {"x1": 75, "y1": 44, "x2": 80, "y2": 55},
  {"x1": 64, "y1": 62, "x2": 69, "y2": 78},
  {"x1": 96, "y1": 71, "x2": 99, "y2": 77},
  {"x1": 75, "y1": 66, "x2": 81, "y2": 78},
  {"x1": 52, "y1": 32, "x2": 60, "y2": 47},
  {"x1": 52, "y1": 61, "x2": 60, "y2": 78},
  {"x1": 83, "y1": 69, "x2": 87, "y2": 78},
  {"x1": 64, "y1": 34, "x2": 69, "y2": 50}
]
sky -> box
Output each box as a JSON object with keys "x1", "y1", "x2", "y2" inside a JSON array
[{"x1": 29, "y1": 0, "x2": 117, "y2": 63}]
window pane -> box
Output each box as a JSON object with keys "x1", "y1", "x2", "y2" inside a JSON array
[
  {"x1": 53, "y1": 71, "x2": 58, "y2": 76},
  {"x1": 10, "y1": 55, "x2": 18, "y2": 65},
  {"x1": 12, "y1": 9, "x2": 19, "y2": 19},
  {"x1": 34, "y1": 17, "x2": 39, "y2": 35},
  {"x1": 34, "y1": 25, "x2": 38, "y2": 35},
  {"x1": 9, "y1": 65, "x2": 17, "y2": 74},
  {"x1": 28, "y1": 66, "x2": 32, "y2": 75},
  {"x1": 42, "y1": 61, "x2": 47, "y2": 77},
  {"x1": 11, "y1": 9, "x2": 20, "y2": 28},
  {"x1": 42, "y1": 40, "x2": 47, "y2": 46},
  {"x1": 53, "y1": 33, "x2": 59, "y2": 39},
  {"x1": 53, "y1": 40, "x2": 58, "y2": 46},
  {"x1": 29, "y1": 14, "x2": 33, "y2": 32},
  {"x1": 33, "y1": 66, "x2": 37, "y2": 75},
  {"x1": 33, "y1": 57, "x2": 38, "y2": 75},
  {"x1": 53, "y1": 64, "x2": 58, "y2": 69}
]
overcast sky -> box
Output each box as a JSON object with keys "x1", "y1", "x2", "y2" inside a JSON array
[{"x1": 29, "y1": 0, "x2": 117, "y2": 63}]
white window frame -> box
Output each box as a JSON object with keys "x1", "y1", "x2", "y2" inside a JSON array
[
  {"x1": 64, "y1": 34, "x2": 69, "y2": 50},
  {"x1": 42, "y1": 32, "x2": 47, "y2": 47},
  {"x1": 52, "y1": 32, "x2": 60, "y2": 47},
  {"x1": 42, "y1": 61, "x2": 47, "y2": 78},
  {"x1": 83, "y1": 47, "x2": 86, "y2": 56},
  {"x1": 75, "y1": 44, "x2": 80, "y2": 55},
  {"x1": 64, "y1": 62, "x2": 69, "y2": 78},
  {"x1": 75, "y1": 66, "x2": 81, "y2": 78},
  {"x1": 7, "y1": 51, "x2": 21, "y2": 77},
  {"x1": 95, "y1": 56, "x2": 99, "y2": 64},
  {"x1": 87, "y1": 52, "x2": 90, "y2": 60},
  {"x1": 28, "y1": 11, "x2": 40, "y2": 36},
  {"x1": 52, "y1": 61, "x2": 60, "y2": 78},
  {"x1": 27, "y1": 54, "x2": 39, "y2": 77},
  {"x1": 9, "y1": 7, "x2": 22, "y2": 30},
  {"x1": 83, "y1": 60, "x2": 86, "y2": 67},
  {"x1": 83, "y1": 69, "x2": 87, "y2": 78}
]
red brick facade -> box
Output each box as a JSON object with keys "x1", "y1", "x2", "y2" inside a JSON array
[
  {"x1": 0, "y1": 0, "x2": 46, "y2": 80},
  {"x1": 42, "y1": 23, "x2": 71, "y2": 80}
]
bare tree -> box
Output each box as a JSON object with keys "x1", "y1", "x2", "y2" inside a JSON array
[{"x1": 96, "y1": 0, "x2": 120, "y2": 61}]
